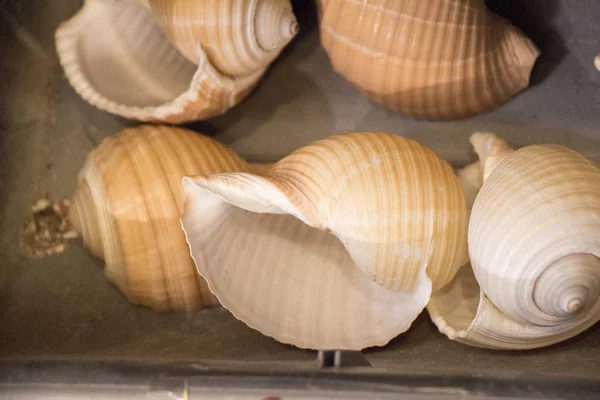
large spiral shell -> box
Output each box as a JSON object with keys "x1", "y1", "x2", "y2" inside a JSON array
[
  {"x1": 319, "y1": 0, "x2": 540, "y2": 120},
  {"x1": 428, "y1": 133, "x2": 600, "y2": 349},
  {"x1": 181, "y1": 132, "x2": 469, "y2": 349},
  {"x1": 69, "y1": 125, "x2": 252, "y2": 311},
  {"x1": 55, "y1": 0, "x2": 298, "y2": 123}
]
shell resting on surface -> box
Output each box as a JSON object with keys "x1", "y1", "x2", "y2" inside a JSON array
[
  {"x1": 428, "y1": 133, "x2": 600, "y2": 349},
  {"x1": 181, "y1": 132, "x2": 469, "y2": 349},
  {"x1": 69, "y1": 125, "x2": 256, "y2": 311},
  {"x1": 55, "y1": 0, "x2": 298, "y2": 123},
  {"x1": 319, "y1": 0, "x2": 540, "y2": 120}
]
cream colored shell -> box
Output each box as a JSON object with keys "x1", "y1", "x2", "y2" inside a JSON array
[
  {"x1": 428, "y1": 133, "x2": 600, "y2": 349},
  {"x1": 319, "y1": 0, "x2": 540, "y2": 120},
  {"x1": 55, "y1": 0, "x2": 298, "y2": 123},
  {"x1": 181, "y1": 132, "x2": 469, "y2": 349},
  {"x1": 69, "y1": 125, "x2": 253, "y2": 311}
]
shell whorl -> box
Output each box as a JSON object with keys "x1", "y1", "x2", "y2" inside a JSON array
[
  {"x1": 469, "y1": 145, "x2": 600, "y2": 328},
  {"x1": 149, "y1": 0, "x2": 299, "y2": 76},
  {"x1": 256, "y1": 0, "x2": 299, "y2": 51},
  {"x1": 429, "y1": 133, "x2": 600, "y2": 350},
  {"x1": 534, "y1": 254, "x2": 600, "y2": 318}
]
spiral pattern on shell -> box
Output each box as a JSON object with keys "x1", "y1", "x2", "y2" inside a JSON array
[
  {"x1": 319, "y1": 0, "x2": 540, "y2": 120},
  {"x1": 469, "y1": 145, "x2": 600, "y2": 329},
  {"x1": 428, "y1": 134, "x2": 600, "y2": 349}
]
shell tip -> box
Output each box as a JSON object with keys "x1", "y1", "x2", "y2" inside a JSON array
[
  {"x1": 283, "y1": 16, "x2": 299, "y2": 40},
  {"x1": 567, "y1": 299, "x2": 583, "y2": 314},
  {"x1": 255, "y1": 2, "x2": 298, "y2": 51}
]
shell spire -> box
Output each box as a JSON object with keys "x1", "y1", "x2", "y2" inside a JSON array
[
  {"x1": 256, "y1": 0, "x2": 299, "y2": 51},
  {"x1": 147, "y1": 0, "x2": 299, "y2": 76},
  {"x1": 428, "y1": 132, "x2": 600, "y2": 350}
]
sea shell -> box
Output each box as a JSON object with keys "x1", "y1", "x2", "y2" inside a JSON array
[
  {"x1": 319, "y1": 0, "x2": 540, "y2": 120},
  {"x1": 181, "y1": 132, "x2": 469, "y2": 349},
  {"x1": 428, "y1": 133, "x2": 600, "y2": 349},
  {"x1": 69, "y1": 125, "x2": 254, "y2": 311},
  {"x1": 55, "y1": 0, "x2": 298, "y2": 123}
]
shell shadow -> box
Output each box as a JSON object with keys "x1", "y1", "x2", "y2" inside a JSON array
[{"x1": 486, "y1": 0, "x2": 567, "y2": 86}]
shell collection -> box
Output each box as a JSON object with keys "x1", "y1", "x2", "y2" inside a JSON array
[
  {"x1": 318, "y1": 0, "x2": 540, "y2": 120},
  {"x1": 55, "y1": 0, "x2": 298, "y2": 123},
  {"x1": 51, "y1": 2, "x2": 600, "y2": 352}
]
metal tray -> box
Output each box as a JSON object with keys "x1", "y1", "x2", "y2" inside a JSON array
[{"x1": 1, "y1": 0, "x2": 599, "y2": 398}]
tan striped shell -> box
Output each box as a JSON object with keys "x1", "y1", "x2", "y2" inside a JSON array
[
  {"x1": 428, "y1": 133, "x2": 600, "y2": 349},
  {"x1": 69, "y1": 125, "x2": 254, "y2": 311},
  {"x1": 55, "y1": 0, "x2": 298, "y2": 123},
  {"x1": 150, "y1": 0, "x2": 299, "y2": 76},
  {"x1": 319, "y1": 0, "x2": 540, "y2": 120},
  {"x1": 181, "y1": 132, "x2": 469, "y2": 349}
]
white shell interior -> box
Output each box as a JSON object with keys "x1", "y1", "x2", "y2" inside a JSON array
[
  {"x1": 67, "y1": 0, "x2": 196, "y2": 107},
  {"x1": 181, "y1": 177, "x2": 432, "y2": 350},
  {"x1": 428, "y1": 266, "x2": 480, "y2": 334}
]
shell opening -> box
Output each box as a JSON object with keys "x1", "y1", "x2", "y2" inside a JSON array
[
  {"x1": 58, "y1": 0, "x2": 196, "y2": 108},
  {"x1": 181, "y1": 176, "x2": 432, "y2": 350},
  {"x1": 428, "y1": 265, "x2": 481, "y2": 335}
]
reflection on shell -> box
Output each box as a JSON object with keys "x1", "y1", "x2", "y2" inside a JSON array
[
  {"x1": 319, "y1": 0, "x2": 540, "y2": 120},
  {"x1": 429, "y1": 133, "x2": 600, "y2": 349},
  {"x1": 55, "y1": 0, "x2": 298, "y2": 123},
  {"x1": 69, "y1": 125, "x2": 251, "y2": 311},
  {"x1": 181, "y1": 132, "x2": 469, "y2": 349}
]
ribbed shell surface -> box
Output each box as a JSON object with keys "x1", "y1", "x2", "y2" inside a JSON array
[
  {"x1": 429, "y1": 139, "x2": 600, "y2": 350},
  {"x1": 469, "y1": 146, "x2": 600, "y2": 332},
  {"x1": 150, "y1": 0, "x2": 297, "y2": 76},
  {"x1": 270, "y1": 132, "x2": 469, "y2": 291},
  {"x1": 319, "y1": 0, "x2": 540, "y2": 119},
  {"x1": 70, "y1": 125, "x2": 250, "y2": 311},
  {"x1": 55, "y1": 0, "x2": 269, "y2": 123}
]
